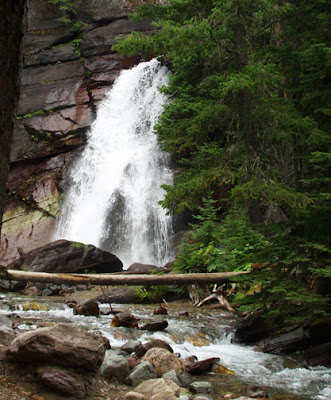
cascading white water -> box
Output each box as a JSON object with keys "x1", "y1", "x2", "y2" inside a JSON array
[{"x1": 55, "y1": 59, "x2": 174, "y2": 267}]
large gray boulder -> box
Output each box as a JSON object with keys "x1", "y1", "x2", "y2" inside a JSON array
[
  {"x1": 8, "y1": 239, "x2": 123, "y2": 274},
  {"x1": 6, "y1": 323, "x2": 106, "y2": 371}
]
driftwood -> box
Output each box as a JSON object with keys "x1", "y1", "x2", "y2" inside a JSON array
[
  {"x1": 1, "y1": 269, "x2": 249, "y2": 286},
  {"x1": 196, "y1": 284, "x2": 235, "y2": 312}
]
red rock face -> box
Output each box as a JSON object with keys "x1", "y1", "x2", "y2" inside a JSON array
[{"x1": 0, "y1": 0, "x2": 156, "y2": 265}]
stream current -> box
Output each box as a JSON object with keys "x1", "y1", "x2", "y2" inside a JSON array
[{"x1": 1, "y1": 294, "x2": 330, "y2": 400}]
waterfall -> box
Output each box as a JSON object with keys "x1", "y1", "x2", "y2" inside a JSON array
[{"x1": 55, "y1": 59, "x2": 174, "y2": 268}]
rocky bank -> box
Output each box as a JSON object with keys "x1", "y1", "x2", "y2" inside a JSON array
[{"x1": 0, "y1": 0, "x2": 153, "y2": 266}]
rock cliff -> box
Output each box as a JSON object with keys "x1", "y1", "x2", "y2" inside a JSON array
[{"x1": 0, "y1": 0, "x2": 153, "y2": 265}]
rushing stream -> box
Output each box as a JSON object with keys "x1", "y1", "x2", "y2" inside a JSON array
[
  {"x1": 55, "y1": 59, "x2": 174, "y2": 267},
  {"x1": 1, "y1": 294, "x2": 330, "y2": 400}
]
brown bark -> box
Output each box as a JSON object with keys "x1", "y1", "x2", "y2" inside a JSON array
[
  {"x1": 2, "y1": 269, "x2": 249, "y2": 286},
  {"x1": 0, "y1": 1, "x2": 26, "y2": 236}
]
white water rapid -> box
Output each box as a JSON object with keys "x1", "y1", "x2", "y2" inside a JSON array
[{"x1": 55, "y1": 59, "x2": 174, "y2": 267}]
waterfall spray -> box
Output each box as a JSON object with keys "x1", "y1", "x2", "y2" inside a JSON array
[{"x1": 55, "y1": 59, "x2": 174, "y2": 267}]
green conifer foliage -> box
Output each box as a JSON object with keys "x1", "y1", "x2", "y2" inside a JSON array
[{"x1": 113, "y1": 0, "x2": 330, "y2": 325}]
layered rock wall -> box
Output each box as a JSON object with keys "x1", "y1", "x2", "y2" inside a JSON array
[{"x1": 0, "y1": 0, "x2": 153, "y2": 265}]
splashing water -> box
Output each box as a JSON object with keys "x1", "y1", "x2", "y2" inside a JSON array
[{"x1": 55, "y1": 59, "x2": 174, "y2": 267}]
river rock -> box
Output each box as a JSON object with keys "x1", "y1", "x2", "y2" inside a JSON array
[
  {"x1": 100, "y1": 352, "x2": 130, "y2": 382},
  {"x1": 73, "y1": 299, "x2": 100, "y2": 317},
  {"x1": 0, "y1": 315, "x2": 12, "y2": 327},
  {"x1": 232, "y1": 310, "x2": 274, "y2": 344},
  {"x1": 8, "y1": 239, "x2": 123, "y2": 274},
  {"x1": 37, "y1": 367, "x2": 86, "y2": 399},
  {"x1": 140, "y1": 320, "x2": 168, "y2": 332},
  {"x1": 22, "y1": 302, "x2": 48, "y2": 311},
  {"x1": 125, "y1": 392, "x2": 147, "y2": 400},
  {"x1": 161, "y1": 369, "x2": 182, "y2": 387},
  {"x1": 190, "y1": 381, "x2": 214, "y2": 394},
  {"x1": 6, "y1": 323, "x2": 106, "y2": 371},
  {"x1": 125, "y1": 361, "x2": 157, "y2": 386},
  {"x1": 134, "y1": 378, "x2": 181, "y2": 398},
  {"x1": 255, "y1": 327, "x2": 311, "y2": 354},
  {"x1": 153, "y1": 304, "x2": 168, "y2": 315},
  {"x1": 150, "y1": 393, "x2": 179, "y2": 400},
  {"x1": 111, "y1": 311, "x2": 139, "y2": 328},
  {"x1": 135, "y1": 339, "x2": 173, "y2": 357},
  {"x1": 143, "y1": 348, "x2": 183, "y2": 376},
  {"x1": 0, "y1": 326, "x2": 16, "y2": 346},
  {"x1": 121, "y1": 340, "x2": 142, "y2": 354},
  {"x1": 128, "y1": 262, "x2": 159, "y2": 273}
]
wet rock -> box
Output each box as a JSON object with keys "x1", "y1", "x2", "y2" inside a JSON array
[
  {"x1": 192, "y1": 396, "x2": 213, "y2": 400},
  {"x1": 22, "y1": 302, "x2": 48, "y2": 311},
  {"x1": 100, "y1": 352, "x2": 130, "y2": 382},
  {"x1": 211, "y1": 363, "x2": 236, "y2": 375},
  {"x1": 6, "y1": 323, "x2": 106, "y2": 371},
  {"x1": 134, "y1": 378, "x2": 181, "y2": 398},
  {"x1": 135, "y1": 339, "x2": 173, "y2": 358},
  {"x1": 8, "y1": 239, "x2": 123, "y2": 274},
  {"x1": 232, "y1": 310, "x2": 274, "y2": 344},
  {"x1": 140, "y1": 320, "x2": 168, "y2": 332},
  {"x1": 73, "y1": 299, "x2": 100, "y2": 317},
  {"x1": 294, "y1": 342, "x2": 331, "y2": 367},
  {"x1": 37, "y1": 367, "x2": 85, "y2": 398},
  {"x1": 143, "y1": 348, "x2": 183, "y2": 376},
  {"x1": 125, "y1": 361, "x2": 157, "y2": 386},
  {"x1": 185, "y1": 357, "x2": 220, "y2": 374},
  {"x1": 153, "y1": 304, "x2": 168, "y2": 315},
  {"x1": 255, "y1": 327, "x2": 310, "y2": 354},
  {"x1": 190, "y1": 381, "x2": 214, "y2": 394},
  {"x1": 111, "y1": 312, "x2": 139, "y2": 328},
  {"x1": 121, "y1": 340, "x2": 142, "y2": 354}
]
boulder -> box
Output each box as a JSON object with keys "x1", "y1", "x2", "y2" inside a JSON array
[
  {"x1": 125, "y1": 361, "x2": 157, "y2": 386},
  {"x1": 73, "y1": 299, "x2": 100, "y2": 317},
  {"x1": 111, "y1": 312, "x2": 139, "y2": 328},
  {"x1": 37, "y1": 367, "x2": 86, "y2": 399},
  {"x1": 135, "y1": 339, "x2": 173, "y2": 358},
  {"x1": 143, "y1": 348, "x2": 183, "y2": 376},
  {"x1": 150, "y1": 393, "x2": 179, "y2": 400},
  {"x1": 140, "y1": 321, "x2": 168, "y2": 332},
  {"x1": 121, "y1": 340, "x2": 142, "y2": 354},
  {"x1": 128, "y1": 262, "x2": 159, "y2": 274},
  {"x1": 232, "y1": 310, "x2": 274, "y2": 344},
  {"x1": 8, "y1": 239, "x2": 123, "y2": 274},
  {"x1": 134, "y1": 378, "x2": 181, "y2": 398},
  {"x1": 100, "y1": 352, "x2": 130, "y2": 381},
  {"x1": 6, "y1": 323, "x2": 106, "y2": 371},
  {"x1": 254, "y1": 327, "x2": 311, "y2": 354}
]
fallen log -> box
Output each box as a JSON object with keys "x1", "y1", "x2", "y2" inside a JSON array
[{"x1": 1, "y1": 269, "x2": 249, "y2": 286}]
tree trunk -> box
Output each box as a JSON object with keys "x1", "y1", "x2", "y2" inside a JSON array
[
  {"x1": 0, "y1": 0, "x2": 26, "y2": 236},
  {"x1": 2, "y1": 269, "x2": 249, "y2": 286}
]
